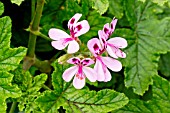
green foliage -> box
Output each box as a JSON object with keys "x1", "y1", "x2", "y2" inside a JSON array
[
  {"x1": 0, "y1": 71, "x2": 22, "y2": 112},
  {"x1": 0, "y1": 2, "x2": 4, "y2": 16},
  {"x1": 0, "y1": 16, "x2": 27, "y2": 71},
  {"x1": 159, "y1": 52, "x2": 170, "y2": 77},
  {"x1": 12, "y1": 66, "x2": 48, "y2": 112},
  {"x1": 91, "y1": 0, "x2": 109, "y2": 15},
  {"x1": 108, "y1": 0, "x2": 124, "y2": 19},
  {"x1": 11, "y1": 0, "x2": 25, "y2": 5},
  {"x1": 1, "y1": 0, "x2": 170, "y2": 112},
  {"x1": 112, "y1": 75, "x2": 170, "y2": 113},
  {"x1": 138, "y1": 0, "x2": 168, "y2": 6},
  {"x1": 35, "y1": 61, "x2": 129, "y2": 113},
  {"x1": 120, "y1": 0, "x2": 170, "y2": 95}
]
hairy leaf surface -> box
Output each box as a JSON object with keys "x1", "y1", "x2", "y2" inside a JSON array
[{"x1": 112, "y1": 75, "x2": 170, "y2": 113}]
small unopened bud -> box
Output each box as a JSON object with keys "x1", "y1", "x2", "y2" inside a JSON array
[{"x1": 58, "y1": 54, "x2": 72, "y2": 64}]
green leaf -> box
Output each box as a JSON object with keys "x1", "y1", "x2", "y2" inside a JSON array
[
  {"x1": 91, "y1": 0, "x2": 109, "y2": 15},
  {"x1": 0, "y1": 2, "x2": 4, "y2": 16},
  {"x1": 63, "y1": 88, "x2": 129, "y2": 113},
  {"x1": 112, "y1": 75, "x2": 170, "y2": 113},
  {"x1": 0, "y1": 16, "x2": 27, "y2": 71},
  {"x1": 12, "y1": 66, "x2": 48, "y2": 112},
  {"x1": 122, "y1": 0, "x2": 170, "y2": 95},
  {"x1": 11, "y1": 0, "x2": 25, "y2": 5},
  {"x1": 36, "y1": 60, "x2": 129, "y2": 112},
  {"x1": 108, "y1": 0, "x2": 124, "y2": 19},
  {"x1": 0, "y1": 71, "x2": 21, "y2": 112},
  {"x1": 159, "y1": 52, "x2": 170, "y2": 77},
  {"x1": 138, "y1": 0, "x2": 168, "y2": 6}
]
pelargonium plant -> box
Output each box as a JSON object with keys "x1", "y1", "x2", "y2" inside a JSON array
[
  {"x1": 49, "y1": 13, "x2": 127, "y2": 88},
  {"x1": 2, "y1": 0, "x2": 170, "y2": 113}
]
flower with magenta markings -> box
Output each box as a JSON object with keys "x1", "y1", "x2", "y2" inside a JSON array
[
  {"x1": 99, "y1": 18, "x2": 127, "y2": 58},
  {"x1": 49, "y1": 13, "x2": 90, "y2": 53},
  {"x1": 62, "y1": 57, "x2": 97, "y2": 89},
  {"x1": 87, "y1": 38, "x2": 122, "y2": 82}
]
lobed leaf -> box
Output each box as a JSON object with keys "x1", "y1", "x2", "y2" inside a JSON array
[
  {"x1": 36, "y1": 60, "x2": 129, "y2": 112},
  {"x1": 0, "y1": 71, "x2": 22, "y2": 112},
  {"x1": 0, "y1": 16, "x2": 27, "y2": 71},
  {"x1": 112, "y1": 75, "x2": 170, "y2": 113},
  {"x1": 122, "y1": 0, "x2": 170, "y2": 95}
]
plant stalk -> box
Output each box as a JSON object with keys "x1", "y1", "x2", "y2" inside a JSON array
[{"x1": 9, "y1": 102, "x2": 17, "y2": 113}]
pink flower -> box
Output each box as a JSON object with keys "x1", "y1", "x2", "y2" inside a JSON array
[
  {"x1": 62, "y1": 57, "x2": 97, "y2": 89},
  {"x1": 49, "y1": 13, "x2": 90, "y2": 54},
  {"x1": 87, "y1": 38, "x2": 122, "y2": 82},
  {"x1": 99, "y1": 18, "x2": 128, "y2": 58}
]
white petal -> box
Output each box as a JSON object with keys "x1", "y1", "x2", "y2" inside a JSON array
[
  {"x1": 73, "y1": 76, "x2": 85, "y2": 89},
  {"x1": 107, "y1": 37, "x2": 128, "y2": 48},
  {"x1": 106, "y1": 46, "x2": 118, "y2": 58},
  {"x1": 101, "y1": 57, "x2": 122, "y2": 72},
  {"x1": 67, "y1": 57, "x2": 80, "y2": 65},
  {"x1": 62, "y1": 66, "x2": 77, "y2": 82},
  {"x1": 110, "y1": 18, "x2": 118, "y2": 33},
  {"x1": 104, "y1": 68, "x2": 112, "y2": 82},
  {"x1": 74, "y1": 20, "x2": 90, "y2": 37},
  {"x1": 87, "y1": 38, "x2": 102, "y2": 56},
  {"x1": 81, "y1": 58, "x2": 94, "y2": 66},
  {"x1": 68, "y1": 13, "x2": 82, "y2": 29},
  {"x1": 116, "y1": 49, "x2": 126, "y2": 58},
  {"x1": 67, "y1": 40, "x2": 79, "y2": 53},
  {"x1": 49, "y1": 28, "x2": 70, "y2": 40},
  {"x1": 94, "y1": 59, "x2": 105, "y2": 81},
  {"x1": 83, "y1": 67, "x2": 97, "y2": 82},
  {"x1": 51, "y1": 40, "x2": 68, "y2": 50}
]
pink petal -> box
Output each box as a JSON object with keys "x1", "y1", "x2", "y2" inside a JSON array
[
  {"x1": 87, "y1": 38, "x2": 102, "y2": 56},
  {"x1": 103, "y1": 23, "x2": 110, "y2": 39},
  {"x1": 74, "y1": 20, "x2": 90, "y2": 37},
  {"x1": 73, "y1": 76, "x2": 85, "y2": 89},
  {"x1": 67, "y1": 57, "x2": 80, "y2": 65},
  {"x1": 51, "y1": 40, "x2": 68, "y2": 50},
  {"x1": 68, "y1": 13, "x2": 82, "y2": 30},
  {"x1": 67, "y1": 40, "x2": 79, "y2": 53},
  {"x1": 94, "y1": 59, "x2": 105, "y2": 81},
  {"x1": 107, "y1": 37, "x2": 128, "y2": 48},
  {"x1": 104, "y1": 68, "x2": 112, "y2": 82},
  {"x1": 110, "y1": 18, "x2": 118, "y2": 33},
  {"x1": 62, "y1": 66, "x2": 77, "y2": 82},
  {"x1": 101, "y1": 57, "x2": 122, "y2": 72},
  {"x1": 49, "y1": 28, "x2": 70, "y2": 40},
  {"x1": 81, "y1": 58, "x2": 94, "y2": 66},
  {"x1": 83, "y1": 67, "x2": 97, "y2": 82},
  {"x1": 98, "y1": 30, "x2": 107, "y2": 48},
  {"x1": 116, "y1": 49, "x2": 126, "y2": 58},
  {"x1": 106, "y1": 46, "x2": 118, "y2": 58}
]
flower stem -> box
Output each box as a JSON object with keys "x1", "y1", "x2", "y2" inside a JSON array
[
  {"x1": 9, "y1": 102, "x2": 17, "y2": 113},
  {"x1": 27, "y1": 0, "x2": 45, "y2": 58}
]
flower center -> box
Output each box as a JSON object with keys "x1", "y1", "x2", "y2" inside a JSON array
[{"x1": 76, "y1": 65, "x2": 85, "y2": 80}]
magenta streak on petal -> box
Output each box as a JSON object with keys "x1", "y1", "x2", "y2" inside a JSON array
[
  {"x1": 96, "y1": 56, "x2": 107, "y2": 73},
  {"x1": 70, "y1": 18, "x2": 75, "y2": 24},
  {"x1": 107, "y1": 43, "x2": 124, "y2": 57},
  {"x1": 76, "y1": 65, "x2": 85, "y2": 80},
  {"x1": 81, "y1": 59, "x2": 89, "y2": 66},
  {"x1": 61, "y1": 38, "x2": 73, "y2": 46},
  {"x1": 72, "y1": 58, "x2": 80, "y2": 65},
  {"x1": 76, "y1": 25, "x2": 82, "y2": 31}
]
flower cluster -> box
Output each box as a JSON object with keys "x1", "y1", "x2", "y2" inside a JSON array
[{"x1": 49, "y1": 13, "x2": 127, "y2": 89}]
